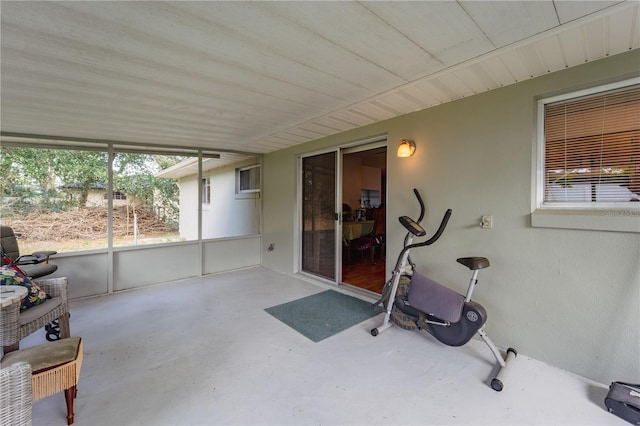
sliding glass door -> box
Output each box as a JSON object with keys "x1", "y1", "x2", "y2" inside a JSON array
[{"x1": 301, "y1": 151, "x2": 337, "y2": 281}]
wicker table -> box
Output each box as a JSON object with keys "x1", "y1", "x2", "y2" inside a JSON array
[{"x1": 0, "y1": 285, "x2": 27, "y2": 308}]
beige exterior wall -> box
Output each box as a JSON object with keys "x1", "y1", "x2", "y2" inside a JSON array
[
  {"x1": 62, "y1": 188, "x2": 143, "y2": 208},
  {"x1": 261, "y1": 50, "x2": 640, "y2": 384},
  {"x1": 178, "y1": 158, "x2": 261, "y2": 240},
  {"x1": 83, "y1": 190, "x2": 143, "y2": 208}
]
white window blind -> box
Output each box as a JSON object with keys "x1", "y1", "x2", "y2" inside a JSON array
[{"x1": 542, "y1": 83, "x2": 640, "y2": 205}]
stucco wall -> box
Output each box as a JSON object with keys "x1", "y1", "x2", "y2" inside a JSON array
[
  {"x1": 178, "y1": 174, "x2": 199, "y2": 240},
  {"x1": 261, "y1": 50, "x2": 640, "y2": 384},
  {"x1": 178, "y1": 158, "x2": 261, "y2": 240}
]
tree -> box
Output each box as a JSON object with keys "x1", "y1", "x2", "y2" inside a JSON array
[
  {"x1": 53, "y1": 150, "x2": 108, "y2": 206},
  {"x1": 1, "y1": 147, "x2": 182, "y2": 222}
]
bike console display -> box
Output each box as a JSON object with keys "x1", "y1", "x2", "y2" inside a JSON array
[{"x1": 399, "y1": 216, "x2": 426, "y2": 236}]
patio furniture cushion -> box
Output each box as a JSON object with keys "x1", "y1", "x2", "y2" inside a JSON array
[
  {"x1": 1, "y1": 268, "x2": 51, "y2": 312},
  {"x1": 408, "y1": 272, "x2": 465, "y2": 323},
  {"x1": 1, "y1": 337, "x2": 81, "y2": 373},
  {"x1": 18, "y1": 296, "x2": 63, "y2": 326}
]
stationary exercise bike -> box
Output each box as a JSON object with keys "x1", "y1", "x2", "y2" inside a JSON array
[{"x1": 371, "y1": 189, "x2": 516, "y2": 391}]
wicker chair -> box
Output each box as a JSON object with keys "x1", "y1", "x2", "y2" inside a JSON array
[
  {"x1": 1, "y1": 337, "x2": 83, "y2": 425},
  {"x1": 1, "y1": 226, "x2": 58, "y2": 279},
  {"x1": 0, "y1": 277, "x2": 70, "y2": 354},
  {"x1": 0, "y1": 361, "x2": 32, "y2": 426}
]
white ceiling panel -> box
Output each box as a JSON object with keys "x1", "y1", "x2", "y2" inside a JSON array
[
  {"x1": 476, "y1": 55, "x2": 517, "y2": 89},
  {"x1": 460, "y1": 1, "x2": 560, "y2": 47},
  {"x1": 262, "y1": 1, "x2": 443, "y2": 82},
  {"x1": 554, "y1": 0, "x2": 626, "y2": 23},
  {"x1": 533, "y1": 36, "x2": 567, "y2": 72},
  {"x1": 352, "y1": 103, "x2": 393, "y2": 123},
  {"x1": 500, "y1": 46, "x2": 546, "y2": 82},
  {"x1": 342, "y1": 108, "x2": 380, "y2": 126},
  {"x1": 312, "y1": 117, "x2": 353, "y2": 134},
  {"x1": 394, "y1": 90, "x2": 432, "y2": 111},
  {"x1": 412, "y1": 80, "x2": 457, "y2": 105},
  {"x1": 339, "y1": 107, "x2": 387, "y2": 127},
  {"x1": 365, "y1": 94, "x2": 414, "y2": 116},
  {"x1": 606, "y1": 5, "x2": 640, "y2": 52},
  {"x1": 1, "y1": 1, "x2": 637, "y2": 155},
  {"x1": 361, "y1": 1, "x2": 494, "y2": 67},
  {"x1": 557, "y1": 25, "x2": 591, "y2": 68},
  {"x1": 583, "y1": 19, "x2": 609, "y2": 60},
  {"x1": 431, "y1": 73, "x2": 475, "y2": 100},
  {"x1": 408, "y1": 83, "x2": 453, "y2": 107},
  {"x1": 515, "y1": 44, "x2": 547, "y2": 78},
  {"x1": 447, "y1": 66, "x2": 491, "y2": 95},
  {"x1": 463, "y1": 63, "x2": 502, "y2": 92}
]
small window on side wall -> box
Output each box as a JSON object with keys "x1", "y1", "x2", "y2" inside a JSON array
[
  {"x1": 104, "y1": 191, "x2": 127, "y2": 200},
  {"x1": 236, "y1": 165, "x2": 260, "y2": 196},
  {"x1": 202, "y1": 177, "x2": 210, "y2": 205}
]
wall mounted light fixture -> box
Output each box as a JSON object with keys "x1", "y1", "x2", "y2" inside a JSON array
[{"x1": 397, "y1": 139, "x2": 416, "y2": 157}]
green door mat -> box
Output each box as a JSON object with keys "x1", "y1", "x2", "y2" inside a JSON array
[{"x1": 265, "y1": 290, "x2": 379, "y2": 342}]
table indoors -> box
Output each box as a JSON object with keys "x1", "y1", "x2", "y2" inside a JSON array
[{"x1": 342, "y1": 220, "x2": 374, "y2": 242}]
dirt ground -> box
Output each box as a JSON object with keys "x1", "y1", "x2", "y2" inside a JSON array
[{"x1": 2, "y1": 206, "x2": 179, "y2": 253}]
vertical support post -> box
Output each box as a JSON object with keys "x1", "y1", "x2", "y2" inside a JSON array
[
  {"x1": 197, "y1": 151, "x2": 203, "y2": 277},
  {"x1": 133, "y1": 213, "x2": 138, "y2": 245},
  {"x1": 107, "y1": 146, "x2": 114, "y2": 294}
]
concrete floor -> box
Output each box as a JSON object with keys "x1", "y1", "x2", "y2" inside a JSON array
[{"x1": 23, "y1": 267, "x2": 624, "y2": 425}]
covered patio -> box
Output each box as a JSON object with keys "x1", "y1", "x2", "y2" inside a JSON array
[{"x1": 2, "y1": 2, "x2": 638, "y2": 424}]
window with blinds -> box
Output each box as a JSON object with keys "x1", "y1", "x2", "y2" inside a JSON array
[{"x1": 540, "y1": 80, "x2": 640, "y2": 206}]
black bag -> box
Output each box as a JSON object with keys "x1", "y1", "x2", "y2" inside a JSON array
[{"x1": 605, "y1": 382, "x2": 640, "y2": 425}]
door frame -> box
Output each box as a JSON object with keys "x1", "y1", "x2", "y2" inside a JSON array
[{"x1": 296, "y1": 135, "x2": 387, "y2": 285}]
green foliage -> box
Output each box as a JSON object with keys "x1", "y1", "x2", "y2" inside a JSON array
[{"x1": 1, "y1": 147, "x2": 182, "y2": 227}]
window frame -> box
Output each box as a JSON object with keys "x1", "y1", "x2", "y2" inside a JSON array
[
  {"x1": 202, "y1": 177, "x2": 211, "y2": 205},
  {"x1": 0, "y1": 144, "x2": 191, "y2": 251},
  {"x1": 533, "y1": 77, "x2": 640, "y2": 233},
  {"x1": 104, "y1": 191, "x2": 127, "y2": 200},
  {"x1": 236, "y1": 164, "x2": 261, "y2": 197}
]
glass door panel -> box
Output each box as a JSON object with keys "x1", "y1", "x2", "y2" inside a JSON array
[{"x1": 301, "y1": 152, "x2": 337, "y2": 280}]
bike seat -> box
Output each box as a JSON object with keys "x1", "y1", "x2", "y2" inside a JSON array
[{"x1": 457, "y1": 257, "x2": 490, "y2": 270}]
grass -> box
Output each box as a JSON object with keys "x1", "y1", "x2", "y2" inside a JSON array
[{"x1": 18, "y1": 233, "x2": 183, "y2": 254}]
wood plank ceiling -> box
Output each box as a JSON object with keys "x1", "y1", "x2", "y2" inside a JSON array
[{"x1": 1, "y1": 1, "x2": 639, "y2": 156}]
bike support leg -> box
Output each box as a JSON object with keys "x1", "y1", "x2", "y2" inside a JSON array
[{"x1": 477, "y1": 327, "x2": 517, "y2": 392}]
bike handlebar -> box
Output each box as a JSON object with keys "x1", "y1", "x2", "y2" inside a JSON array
[
  {"x1": 406, "y1": 188, "x2": 451, "y2": 244},
  {"x1": 413, "y1": 188, "x2": 426, "y2": 223},
  {"x1": 422, "y1": 208, "x2": 452, "y2": 246},
  {"x1": 393, "y1": 206, "x2": 452, "y2": 271},
  {"x1": 402, "y1": 208, "x2": 451, "y2": 254}
]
